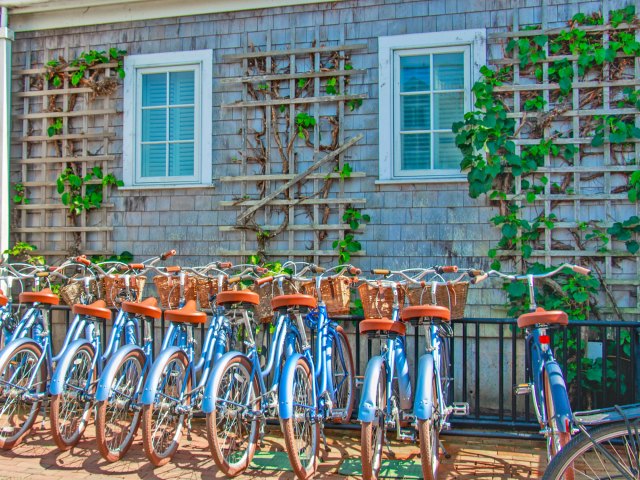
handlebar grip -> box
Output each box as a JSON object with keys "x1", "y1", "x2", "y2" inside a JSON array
[
  {"x1": 472, "y1": 273, "x2": 488, "y2": 284},
  {"x1": 572, "y1": 265, "x2": 591, "y2": 275},
  {"x1": 49, "y1": 266, "x2": 58, "y2": 272},
  {"x1": 439, "y1": 266, "x2": 458, "y2": 274},
  {"x1": 254, "y1": 267, "x2": 268, "y2": 275},
  {"x1": 470, "y1": 269, "x2": 483, "y2": 277},
  {"x1": 256, "y1": 276, "x2": 274, "y2": 286},
  {"x1": 166, "y1": 265, "x2": 181, "y2": 273},
  {"x1": 117, "y1": 264, "x2": 129, "y2": 272},
  {"x1": 311, "y1": 265, "x2": 326, "y2": 273},
  {"x1": 372, "y1": 269, "x2": 389, "y2": 275},
  {"x1": 128, "y1": 263, "x2": 145, "y2": 270},
  {"x1": 349, "y1": 266, "x2": 362, "y2": 275},
  {"x1": 160, "y1": 249, "x2": 177, "y2": 261},
  {"x1": 218, "y1": 262, "x2": 233, "y2": 269},
  {"x1": 36, "y1": 272, "x2": 50, "y2": 278},
  {"x1": 75, "y1": 256, "x2": 91, "y2": 266},
  {"x1": 228, "y1": 275, "x2": 241, "y2": 285}
]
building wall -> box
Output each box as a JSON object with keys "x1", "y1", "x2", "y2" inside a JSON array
[{"x1": 9, "y1": 0, "x2": 631, "y2": 317}]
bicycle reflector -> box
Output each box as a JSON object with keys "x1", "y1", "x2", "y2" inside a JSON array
[{"x1": 539, "y1": 335, "x2": 550, "y2": 344}]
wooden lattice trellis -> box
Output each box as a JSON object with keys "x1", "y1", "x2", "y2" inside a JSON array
[
  {"x1": 488, "y1": 3, "x2": 640, "y2": 317},
  {"x1": 11, "y1": 47, "x2": 117, "y2": 259},
  {"x1": 219, "y1": 26, "x2": 367, "y2": 263}
]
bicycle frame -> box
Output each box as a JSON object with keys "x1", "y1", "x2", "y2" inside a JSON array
[{"x1": 526, "y1": 326, "x2": 572, "y2": 435}]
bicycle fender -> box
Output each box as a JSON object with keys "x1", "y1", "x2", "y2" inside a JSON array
[
  {"x1": 0, "y1": 338, "x2": 42, "y2": 373},
  {"x1": 141, "y1": 346, "x2": 182, "y2": 405},
  {"x1": 49, "y1": 338, "x2": 92, "y2": 395},
  {"x1": 414, "y1": 353, "x2": 435, "y2": 421},
  {"x1": 278, "y1": 353, "x2": 315, "y2": 420},
  {"x1": 202, "y1": 351, "x2": 248, "y2": 414},
  {"x1": 358, "y1": 355, "x2": 386, "y2": 423},
  {"x1": 545, "y1": 360, "x2": 572, "y2": 433},
  {"x1": 95, "y1": 344, "x2": 144, "y2": 402}
]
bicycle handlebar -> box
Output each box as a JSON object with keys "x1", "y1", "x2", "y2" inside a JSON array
[{"x1": 476, "y1": 263, "x2": 591, "y2": 283}]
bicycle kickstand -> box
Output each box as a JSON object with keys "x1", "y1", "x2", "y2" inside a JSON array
[
  {"x1": 439, "y1": 439, "x2": 451, "y2": 459},
  {"x1": 186, "y1": 414, "x2": 193, "y2": 441},
  {"x1": 320, "y1": 424, "x2": 331, "y2": 459}
]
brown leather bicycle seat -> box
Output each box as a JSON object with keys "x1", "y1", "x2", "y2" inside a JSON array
[
  {"x1": 0, "y1": 289, "x2": 7, "y2": 307},
  {"x1": 271, "y1": 294, "x2": 317, "y2": 310},
  {"x1": 121, "y1": 297, "x2": 162, "y2": 319},
  {"x1": 517, "y1": 307, "x2": 568, "y2": 329},
  {"x1": 401, "y1": 305, "x2": 451, "y2": 322},
  {"x1": 216, "y1": 290, "x2": 260, "y2": 306},
  {"x1": 19, "y1": 288, "x2": 60, "y2": 305},
  {"x1": 359, "y1": 318, "x2": 406, "y2": 336},
  {"x1": 72, "y1": 299, "x2": 112, "y2": 320},
  {"x1": 164, "y1": 300, "x2": 207, "y2": 324}
]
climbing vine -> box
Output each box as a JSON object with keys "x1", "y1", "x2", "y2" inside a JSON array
[{"x1": 454, "y1": 6, "x2": 640, "y2": 322}]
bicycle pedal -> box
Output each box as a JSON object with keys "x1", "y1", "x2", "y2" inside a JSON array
[
  {"x1": 398, "y1": 429, "x2": 415, "y2": 443},
  {"x1": 450, "y1": 402, "x2": 469, "y2": 416},
  {"x1": 442, "y1": 422, "x2": 451, "y2": 431},
  {"x1": 514, "y1": 383, "x2": 533, "y2": 396}
]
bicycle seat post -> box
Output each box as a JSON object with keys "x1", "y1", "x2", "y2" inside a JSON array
[{"x1": 527, "y1": 274, "x2": 537, "y2": 311}]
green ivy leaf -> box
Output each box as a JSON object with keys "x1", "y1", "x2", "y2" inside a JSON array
[
  {"x1": 627, "y1": 240, "x2": 639, "y2": 254},
  {"x1": 502, "y1": 223, "x2": 518, "y2": 239}
]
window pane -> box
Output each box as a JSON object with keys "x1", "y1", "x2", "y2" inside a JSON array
[
  {"x1": 141, "y1": 109, "x2": 166, "y2": 142},
  {"x1": 400, "y1": 55, "x2": 430, "y2": 92},
  {"x1": 401, "y1": 133, "x2": 431, "y2": 170},
  {"x1": 169, "y1": 143, "x2": 194, "y2": 176},
  {"x1": 401, "y1": 94, "x2": 430, "y2": 131},
  {"x1": 169, "y1": 107, "x2": 195, "y2": 141},
  {"x1": 169, "y1": 71, "x2": 195, "y2": 105},
  {"x1": 142, "y1": 73, "x2": 166, "y2": 107},
  {"x1": 434, "y1": 92, "x2": 464, "y2": 130},
  {"x1": 141, "y1": 144, "x2": 166, "y2": 177},
  {"x1": 434, "y1": 53, "x2": 464, "y2": 90},
  {"x1": 434, "y1": 132, "x2": 462, "y2": 169}
]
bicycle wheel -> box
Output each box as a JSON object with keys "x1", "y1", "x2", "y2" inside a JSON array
[
  {"x1": 544, "y1": 371, "x2": 571, "y2": 458},
  {"x1": 50, "y1": 343, "x2": 96, "y2": 450},
  {"x1": 330, "y1": 328, "x2": 355, "y2": 423},
  {"x1": 542, "y1": 421, "x2": 640, "y2": 480},
  {"x1": 206, "y1": 355, "x2": 260, "y2": 477},
  {"x1": 361, "y1": 363, "x2": 387, "y2": 480},
  {"x1": 96, "y1": 348, "x2": 145, "y2": 462},
  {"x1": 281, "y1": 357, "x2": 319, "y2": 480},
  {"x1": 0, "y1": 341, "x2": 46, "y2": 450},
  {"x1": 142, "y1": 350, "x2": 190, "y2": 467},
  {"x1": 419, "y1": 378, "x2": 439, "y2": 480}
]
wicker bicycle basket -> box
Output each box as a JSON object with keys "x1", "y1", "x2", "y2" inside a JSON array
[
  {"x1": 302, "y1": 277, "x2": 351, "y2": 316},
  {"x1": 406, "y1": 281, "x2": 469, "y2": 320},
  {"x1": 152, "y1": 275, "x2": 196, "y2": 309},
  {"x1": 102, "y1": 275, "x2": 147, "y2": 307},
  {"x1": 196, "y1": 277, "x2": 227, "y2": 309},
  {"x1": 248, "y1": 280, "x2": 306, "y2": 323},
  {"x1": 60, "y1": 278, "x2": 100, "y2": 306},
  {"x1": 358, "y1": 283, "x2": 405, "y2": 319}
]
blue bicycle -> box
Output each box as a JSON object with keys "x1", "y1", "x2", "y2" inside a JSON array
[
  {"x1": 49, "y1": 251, "x2": 175, "y2": 451},
  {"x1": 140, "y1": 262, "x2": 258, "y2": 466},
  {"x1": 358, "y1": 266, "x2": 463, "y2": 480},
  {"x1": 0, "y1": 261, "x2": 39, "y2": 349},
  {"x1": 278, "y1": 264, "x2": 359, "y2": 479},
  {"x1": 478, "y1": 264, "x2": 591, "y2": 461},
  {"x1": 203, "y1": 267, "x2": 318, "y2": 477},
  {"x1": 0, "y1": 258, "x2": 100, "y2": 449}
]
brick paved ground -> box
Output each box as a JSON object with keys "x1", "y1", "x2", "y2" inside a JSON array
[{"x1": 0, "y1": 420, "x2": 546, "y2": 479}]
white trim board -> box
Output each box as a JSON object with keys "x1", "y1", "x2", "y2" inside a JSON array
[{"x1": 8, "y1": 0, "x2": 337, "y2": 32}]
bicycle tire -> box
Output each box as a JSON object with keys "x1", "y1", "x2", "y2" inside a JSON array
[
  {"x1": 142, "y1": 350, "x2": 190, "y2": 467},
  {"x1": 361, "y1": 363, "x2": 387, "y2": 480},
  {"x1": 544, "y1": 371, "x2": 571, "y2": 458},
  {"x1": 50, "y1": 343, "x2": 96, "y2": 450},
  {"x1": 330, "y1": 327, "x2": 355, "y2": 423},
  {"x1": 96, "y1": 348, "x2": 145, "y2": 462},
  {"x1": 281, "y1": 357, "x2": 319, "y2": 480},
  {"x1": 206, "y1": 354, "x2": 261, "y2": 477},
  {"x1": 542, "y1": 421, "x2": 640, "y2": 480},
  {"x1": 0, "y1": 341, "x2": 46, "y2": 450},
  {"x1": 419, "y1": 377, "x2": 439, "y2": 480}
]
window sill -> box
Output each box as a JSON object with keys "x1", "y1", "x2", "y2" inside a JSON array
[
  {"x1": 119, "y1": 182, "x2": 214, "y2": 191},
  {"x1": 376, "y1": 176, "x2": 467, "y2": 185}
]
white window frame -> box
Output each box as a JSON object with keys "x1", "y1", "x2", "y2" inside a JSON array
[
  {"x1": 378, "y1": 29, "x2": 486, "y2": 184},
  {"x1": 122, "y1": 50, "x2": 212, "y2": 189}
]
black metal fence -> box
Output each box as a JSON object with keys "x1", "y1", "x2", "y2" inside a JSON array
[{"x1": 47, "y1": 306, "x2": 640, "y2": 432}]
